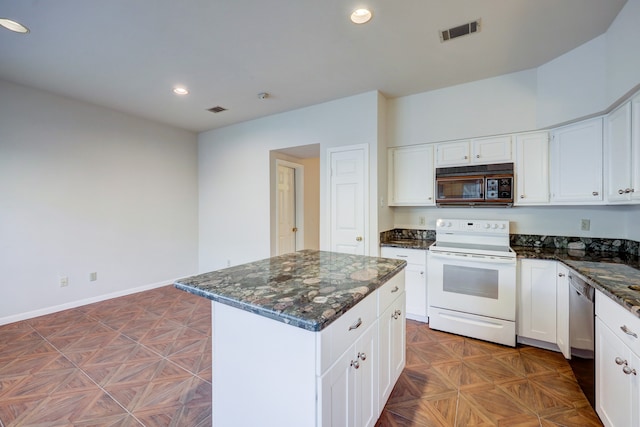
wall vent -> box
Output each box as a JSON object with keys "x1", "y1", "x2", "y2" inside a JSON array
[
  {"x1": 440, "y1": 19, "x2": 481, "y2": 42},
  {"x1": 207, "y1": 106, "x2": 227, "y2": 113}
]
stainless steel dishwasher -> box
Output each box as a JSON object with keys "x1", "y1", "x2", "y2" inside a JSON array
[{"x1": 568, "y1": 272, "x2": 595, "y2": 408}]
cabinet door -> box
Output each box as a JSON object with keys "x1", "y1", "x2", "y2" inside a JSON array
[
  {"x1": 435, "y1": 140, "x2": 470, "y2": 166},
  {"x1": 632, "y1": 93, "x2": 640, "y2": 201},
  {"x1": 379, "y1": 294, "x2": 406, "y2": 408},
  {"x1": 550, "y1": 117, "x2": 603, "y2": 203},
  {"x1": 356, "y1": 323, "x2": 378, "y2": 427},
  {"x1": 596, "y1": 318, "x2": 637, "y2": 427},
  {"x1": 472, "y1": 135, "x2": 512, "y2": 164},
  {"x1": 605, "y1": 101, "x2": 632, "y2": 202},
  {"x1": 556, "y1": 264, "x2": 570, "y2": 359},
  {"x1": 320, "y1": 344, "x2": 357, "y2": 427},
  {"x1": 388, "y1": 145, "x2": 434, "y2": 206},
  {"x1": 515, "y1": 132, "x2": 549, "y2": 205},
  {"x1": 405, "y1": 263, "x2": 427, "y2": 321},
  {"x1": 518, "y1": 259, "x2": 557, "y2": 342}
]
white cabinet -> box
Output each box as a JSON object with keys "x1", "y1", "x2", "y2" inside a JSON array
[
  {"x1": 388, "y1": 145, "x2": 434, "y2": 206},
  {"x1": 556, "y1": 263, "x2": 570, "y2": 359},
  {"x1": 435, "y1": 136, "x2": 512, "y2": 167},
  {"x1": 518, "y1": 259, "x2": 571, "y2": 356},
  {"x1": 378, "y1": 291, "x2": 406, "y2": 408},
  {"x1": 518, "y1": 259, "x2": 558, "y2": 343},
  {"x1": 595, "y1": 290, "x2": 640, "y2": 427},
  {"x1": 321, "y1": 322, "x2": 378, "y2": 427},
  {"x1": 550, "y1": 117, "x2": 604, "y2": 203},
  {"x1": 380, "y1": 247, "x2": 428, "y2": 322},
  {"x1": 605, "y1": 95, "x2": 640, "y2": 203},
  {"x1": 514, "y1": 132, "x2": 549, "y2": 205}
]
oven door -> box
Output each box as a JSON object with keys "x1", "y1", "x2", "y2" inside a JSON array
[{"x1": 427, "y1": 251, "x2": 516, "y2": 321}]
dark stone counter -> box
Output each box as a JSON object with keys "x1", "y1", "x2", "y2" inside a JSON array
[{"x1": 174, "y1": 250, "x2": 406, "y2": 332}]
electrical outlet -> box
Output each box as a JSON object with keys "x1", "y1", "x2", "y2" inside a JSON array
[
  {"x1": 227, "y1": 260, "x2": 231, "y2": 267},
  {"x1": 581, "y1": 219, "x2": 590, "y2": 231},
  {"x1": 89, "y1": 272, "x2": 97, "y2": 282},
  {"x1": 419, "y1": 216, "x2": 426, "y2": 226},
  {"x1": 59, "y1": 276, "x2": 69, "y2": 287}
]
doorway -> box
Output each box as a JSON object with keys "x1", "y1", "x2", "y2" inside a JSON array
[{"x1": 270, "y1": 144, "x2": 320, "y2": 256}]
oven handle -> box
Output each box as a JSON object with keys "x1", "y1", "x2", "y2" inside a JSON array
[{"x1": 428, "y1": 251, "x2": 516, "y2": 264}]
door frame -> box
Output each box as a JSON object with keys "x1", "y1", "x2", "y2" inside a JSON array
[{"x1": 274, "y1": 159, "x2": 305, "y2": 255}]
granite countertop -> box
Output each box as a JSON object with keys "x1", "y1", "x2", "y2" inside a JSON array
[
  {"x1": 380, "y1": 239, "x2": 434, "y2": 250},
  {"x1": 512, "y1": 246, "x2": 640, "y2": 317},
  {"x1": 378, "y1": 238, "x2": 640, "y2": 318},
  {"x1": 174, "y1": 250, "x2": 406, "y2": 332}
]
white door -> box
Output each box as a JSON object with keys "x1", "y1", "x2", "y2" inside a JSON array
[
  {"x1": 276, "y1": 164, "x2": 296, "y2": 255},
  {"x1": 329, "y1": 146, "x2": 367, "y2": 255}
]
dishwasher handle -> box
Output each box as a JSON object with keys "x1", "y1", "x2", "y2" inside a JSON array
[{"x1": 569, "y1": 274, "x2": 594, "y2": 302}]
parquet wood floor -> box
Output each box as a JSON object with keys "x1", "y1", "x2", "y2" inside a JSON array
[
  {"x1": 0, "y1": 286, "x2": 602, "y2": 426},
  {"x1": 377, "y1": 320, "x2": 603, "y2": 427}
]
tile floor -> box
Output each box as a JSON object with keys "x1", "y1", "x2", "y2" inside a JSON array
[{"x1": 0, "y1": 285, "x2": 602, "y2": 426}]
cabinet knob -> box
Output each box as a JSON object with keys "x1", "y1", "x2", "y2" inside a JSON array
[
  {"x1": 520, "y1": 195, "x2": 525, "y2": 199},
  {"x1": 476, "y1": 155, "x2": 480, "y2": 159},
  {"x1": 623, "y1": 365, "x2": 637, "y2": 375},
  {"x1": 351, "y1": 360, "x2": 360, "y2": 369},
  {"x1": 619, "y1": 189, "x2": 625, "y2": 195},
  {"x1": 558, "y1": 273, "x2": 565, "y2": 277},
  {"x1": 625, "y1": 188, "x2": 633, "y2": 194},
  {"x1": 420, "y1": 271, "x2": 424, "y2": 275},
  {"x1": 592, "y1": 191, "x2": 599, "y2": 196},
  {"x1": 355, "y1": 236, "x2": 363, "y2": 242},
  {"x1": 620, "y1": 325, "x2": 638, "y2": 338},
  {"x1": 615, "y1": 357, "x2": 627, "y2": 366},
  {"x1": 358, "y1": 352, "x2": 367, "y2": 361},
  {"x1": 464, "y1": 155, "x2": 468, "y2": 159}
]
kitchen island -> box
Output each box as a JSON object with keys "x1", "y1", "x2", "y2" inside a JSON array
[{"x1": 175, "y1": 250, "x2": 407, "y2": 427}]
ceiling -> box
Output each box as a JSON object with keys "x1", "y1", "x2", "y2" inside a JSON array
[{"x1": 0, "y1": 0, "x2": 628, "y2": 133}]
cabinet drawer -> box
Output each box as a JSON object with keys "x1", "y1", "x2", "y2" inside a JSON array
[
  {"x1": 381, "y1": 247, "x2": 426, "y2": 266},
  {"x1": 378, "y1": 271, "x2": 405, "y2": 315},
  {"x1": 317, "y1": 291, "x2": 377, "y2": 375},
  {"x1": 596, "y1": 290, "x2": 640, "y2": 356}
]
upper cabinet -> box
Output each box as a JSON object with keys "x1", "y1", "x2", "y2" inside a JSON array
[
  {"x1": 550, "y1": 117, "x2": 604, "y2": 204},
  {"x1": 515, "y1": 132, "x2": 549, "y2": 205},
  {"x1": 605, "y1": 95, "x2": 640, "y2": 203},
  {"x1": 388, "y1": 145, "x2": 435, "y2": 206},
  {"x1": 435, "y1": 136, "x2": 512, "y2": 167}
]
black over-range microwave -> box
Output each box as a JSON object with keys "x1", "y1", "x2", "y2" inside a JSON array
[{"x1": 435, "y1": 163, "x2": 514, "y2": 206}]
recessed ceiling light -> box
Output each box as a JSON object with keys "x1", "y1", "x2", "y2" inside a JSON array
[
  {"x1": 350, "y1": 8, "x2": 372, "y2": 24},
  {"x1": 0, "y1": 18, "x2": 30, "y2": 34},
  {"x1": 173, "y1": 87, "x2": 189, "y2": 95}
]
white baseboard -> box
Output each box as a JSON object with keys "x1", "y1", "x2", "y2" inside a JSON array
[{"x1": 0, "y1": 277, "x2": 188, "y2": 326}]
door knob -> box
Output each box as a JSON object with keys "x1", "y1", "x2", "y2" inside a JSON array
[
  {"x1": 356, "y1": 236, "x2": 363, "y2": 242},
  {"x1": 292, "y1": 227, "x2": 298, "y2": 232}
]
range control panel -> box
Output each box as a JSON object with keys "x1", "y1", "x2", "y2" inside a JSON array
[{"x1": 436, "y1": 218, "x2": 510, "y2": 234}]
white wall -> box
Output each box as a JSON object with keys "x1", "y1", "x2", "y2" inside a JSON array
[
  {"x1": 393, "y1": 205, "x2": 631, "y2": 239},
  {"x1": 536, "y1": 35, "x2": 607, "y2": 128},
  {"x1": 387, "y1": 69, "x2": 538, "y2": 146},
  {"x1": 606, "y1": 0, "x2": 640, "y2": 104},
  {"x1": 198, "y1": 91, "x2": 380, "y2": 272},
  {"x1": 0, "y1": 80, "x2": 199, "y2": 324}
]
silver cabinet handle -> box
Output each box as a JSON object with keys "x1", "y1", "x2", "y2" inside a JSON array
[
  {"x1": 392, "y1": 309, "x2": 402, "y2": 320},
  {"x1": 391, "y1": 286, "x2": 399, "y2": 293},
  {"x1": 616, "y1": 357, "x2": 627, "y2": 366},
  {"x1": 351, "y1": 360, "x2": 360, "y2": 369},
  {"x1": 623, "y1": 365, "x2": 637, "y2": 375},
  {"x1": 592, "y1": 191, "x2": 599, "y2": 196},
  {"x1": 358, "y1": 352, "x2": 366, "y2": 361},
  {"x1": 396, "y1": 255, "x2": 408, "y2": 258},
  {"x1": 348, "y1": 317, "x2": 362, "y2": 331},
  {"x1": 621, "y1": 325, "x2": 638, "y2": 338}
]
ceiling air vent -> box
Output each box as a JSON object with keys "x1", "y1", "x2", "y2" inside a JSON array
[
  {"x1": 207, "y1": 106, "x2": 227, "y2": 113},
  {"x1": 440, "y1": 19, "x2": 481, "y2": 42}
]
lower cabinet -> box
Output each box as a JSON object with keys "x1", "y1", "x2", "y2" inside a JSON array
[
  {"x1": 517, "y1": 259, "x2": 569, "y2": 356},
  {"x1": 380, "y1": 247, "x2": 427, "y2": 322},
  {"x1": 595, "y1": 290, "x2": 640, "y2": 427},
  {"x1": 320, "y1": 322, "x2": 378, "y2": 427},
  {"x1": 379, "y1": 293, "x2": 406, "y2": 406}
]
